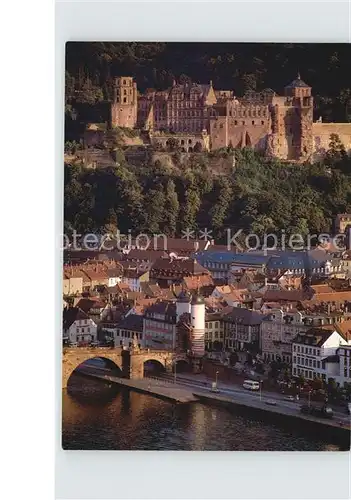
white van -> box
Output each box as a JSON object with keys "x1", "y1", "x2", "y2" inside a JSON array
[{"x1": 243, "y1": 380, "x2": 260, "y2": 391}]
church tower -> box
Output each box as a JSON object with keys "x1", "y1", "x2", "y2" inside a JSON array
[{"x1": 111, "y1": 76, "x2": 137, "y2": 129}]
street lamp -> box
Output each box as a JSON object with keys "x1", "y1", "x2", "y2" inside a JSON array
[
  {"x1": 260, "y1": 379, "x2": 263, "y2": 401},
  {"x1": 215, "y1": 370, "x2": 219, "y2": 388},
  {"x1": 174, "y1": 359, "x2": 177, "y2": 384},
  {"x1": 308, "y1": 389, "x2": 312, "y2": 408}
]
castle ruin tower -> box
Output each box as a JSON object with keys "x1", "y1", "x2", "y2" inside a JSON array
[
  {"x1": 190, "y1": 293, "x2": 205, "y2": 357},
  {"x1": 284, "y1": 74, "x2": 313, "y2": 161},
  {"x1": 111, "y1": 77, "x2": 137, "y2": 129}
]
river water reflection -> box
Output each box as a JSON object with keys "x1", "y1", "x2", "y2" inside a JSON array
[{"x1": 62, "y1": 375, "x2": 347, "y2": 451}]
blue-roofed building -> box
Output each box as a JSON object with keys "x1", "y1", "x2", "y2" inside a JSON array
[
  {"x1": 193, "y1": 251, "x2": 239, "y2": 281},
  {"x1": 265, "y1": 250, "x2": 329, "y2": 276},
  {"x1": 195, "y1": 249, "x2": 333, "y2": 283}
]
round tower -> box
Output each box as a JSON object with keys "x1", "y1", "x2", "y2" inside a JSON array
[
  {"x1": 190, "y1": 293, "x2": 205, "y2": 357},
  {"x1": 176, "y1": 290, "x2": 191, "y2": 322}
]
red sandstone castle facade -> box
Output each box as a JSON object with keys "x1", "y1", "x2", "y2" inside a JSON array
[{"x1": 111, "y1": 75, "x2": 351, "y2": 162}]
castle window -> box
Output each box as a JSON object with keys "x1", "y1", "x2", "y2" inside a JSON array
[
  {"x1": 123, "y1": 98, "x2": 127, "y2": 103},
  {"x1": 234, "y1": 120, "x2": 238, "y2": 125},
  {"x1": 116, "y1": 98, "x2": 119, "y2": 103},
  {"x1": 229, "y1": 110, "x2": 232, "y2": 116},
  {"x1": 252, "y1": 120, "x2": 255, "y2": 125},
  {"x1": 124, "y1": 89, "x2": 127, "y2": 95},
  {"x1": 242, "y1": 121, "x2": 245, "y2": 125},
  {"x1": 261, "y1": 121, "x2": 264, "y2": 125},
  {"x1": 123, "y1": 80, "x2": 126, "y2": 85},
  {"x1": 188, "y1": 139, "x2": 192, "y2": 145}
]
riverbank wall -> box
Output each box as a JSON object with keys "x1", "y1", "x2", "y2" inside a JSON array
[{"x1": 195, "y1": 392, "x2": 351, "y2": 446}]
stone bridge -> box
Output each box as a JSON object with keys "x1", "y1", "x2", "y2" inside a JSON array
[{"x1": 62, "y1": 346, "x2": 189, "y2": 388}]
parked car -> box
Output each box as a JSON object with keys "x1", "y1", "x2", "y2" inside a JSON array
[
  {"x1": 90, "y1": 341, "x2": 99, "y2": 347},
  {"x1": 284, "y1": 395, "x2": 295, "y2": 402},
  {"x1": 265, "y1": 400, "x2": 277, "y2": 406},
  {"x1": 300, "y1": 404, "x2": 334, "y2": 419},
  {"x1": 68, "y1": 341, "x2": 78, "y2": 347},
  {"x1": 300, "y1": 404, "x2": 311, "y2": 414},
  {"x1": 311, "y1": 406, "x2": 333, "y2": 419}
]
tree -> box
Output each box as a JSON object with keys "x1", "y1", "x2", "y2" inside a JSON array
[
  {"x1": 180, "y1": 187, "x2": 200, "y2": 231},
  {"x1": 163, "y1": 180, "x2": 180, "y2": 236},
  {"x1": 229, "y1": 352, "x2": 238, "y2": 367},
  {"x1": 296, "y1": 374, "x2": 305, "y2": 387},
  {"x1": 143, "y1": 185, "x2": 166, "y2": 234},
  {"x1": 325, "y1": 133, "x2": 347, "y2": 168},
  {"x1": 193, "y1": 142, "x2": 203, "y2": 153},
  {"x1": 343, "y1": 382, "x2": 351, "y2": 399},
  {"x1": 327, "y1": 377, "x2": 338, "y2": 398},
  {"x1": 209, "y1": 177, "x2": 232, "y2": 236},
  {"x1": 311, "y1": 376, "x2": 324, "y2": 391},
  {"x1": 103, "y1": 208, "x2": 118, "y2": 234}
]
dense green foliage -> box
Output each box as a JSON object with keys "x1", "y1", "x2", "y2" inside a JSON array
[
  {"x1": 65, "y1": 42, "x2": 351, "y2": 123},
  {"x1": 64, "y1": 141, "x2": 351, "y2": 239}
]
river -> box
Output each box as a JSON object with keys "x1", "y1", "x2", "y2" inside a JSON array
[{"x1": 62, "y1": 374, "x2": 348, "y2": 451}]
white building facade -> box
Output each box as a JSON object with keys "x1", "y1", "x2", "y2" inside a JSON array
[{"x1": 292, "y1": 329, "x2": 350, "y2": 385}]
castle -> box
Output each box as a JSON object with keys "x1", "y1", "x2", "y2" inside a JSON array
[{"x1": 110, "y1": 75, "x2": 351, "y2": 162}]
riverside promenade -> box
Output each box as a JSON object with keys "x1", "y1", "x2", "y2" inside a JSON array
[{"x1": 76, "y1": 367, "x2": 199, "y2": 403}]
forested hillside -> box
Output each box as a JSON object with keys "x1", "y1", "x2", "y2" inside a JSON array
[{"x1": 64, "y1": 143, "x2": 351, "y2": 240}]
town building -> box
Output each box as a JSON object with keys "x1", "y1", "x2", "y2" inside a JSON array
[
  {"x1": 223, "y1": 307, "x2": 263, "y2": 352},
  {"x1": 291, "y1": 328, "x2": 350, "y2": 384},
  {"x1": 106, "y1": 267, "x2": 123, "y2": 287},
  {"x1": 194, "y1": 251, "x2": 238, "y2": 281},
  {"x1": 336, "y1": 345, "x2": 351, "y2": 386},
  {"x1": 63, "y1": 268, "x2": 84, "y2": 296},
  {"x1": 149, "y1": 257, "x2": 210, "y2": 289},
  {"x1": 114, "y1": 314, "x2": 144, "y2": 348},
  {"x1": 110, "y1": 75, "x2": 351, "y2": 161},
  {"x1": 120, "y1": 268, "x2": 149, "y2": 292},
  {"x1": 260, "y1": 308, "x2": 336, "y2": 364},
  {"x1": 205, "y1": 312, "x2": 225, "y2": 351},
  {"x1": 63, "y1": 307, "x2": 98, "y2": 345},
  {"x1": 143, "y1": 301, "x2": 177, "y2": 350}
]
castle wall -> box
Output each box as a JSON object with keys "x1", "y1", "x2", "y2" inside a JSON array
[
  {"x1": 210, "y1": 112, "x2": 270, "y2": 151},
  {"x1": 227, "y1": 120, "x2": 269, "y2": 151},
  {"x1": 312, "y1": 123, "x2": 351, "y2": 159},
  {"x1": 210, "y1": 117, "x2": 227, "y2": 149},
  {"x1": 150, "y1": 132, "x2": 210, "y2": 152}
]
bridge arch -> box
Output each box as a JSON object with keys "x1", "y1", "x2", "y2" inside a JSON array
[
  {"x1": 174, "y1": 359, "x2": 191, "y2": 373},
  {"x1": 143, "y1": 358, "x2": 166, "y2": 377},
  {"x1": 62, "y1": 348, "x2": 123, "y2": 388}
]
